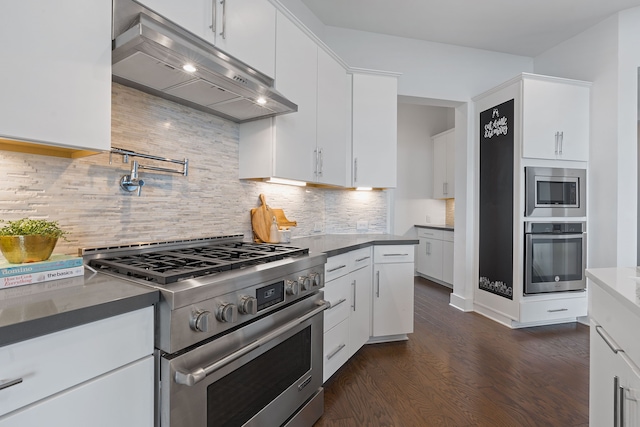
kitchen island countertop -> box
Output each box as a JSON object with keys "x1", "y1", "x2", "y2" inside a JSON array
[
  {"x1": 292, "y1": 234, "x2": 418, "y2": 258},
  {"x1": 0, "y1": 269, "x2": 159, "y2": 347},
  {"x1": 585, "y1": 267, "x2": 640, "y2": 318}
]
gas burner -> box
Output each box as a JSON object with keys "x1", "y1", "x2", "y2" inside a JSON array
[{"x1": 86, "y1": 237, "x2": 309, "y2": 284}]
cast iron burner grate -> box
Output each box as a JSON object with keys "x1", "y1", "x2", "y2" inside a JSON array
[{"x1": 88, "y1": 242, "x2": 309, "y2": 284}]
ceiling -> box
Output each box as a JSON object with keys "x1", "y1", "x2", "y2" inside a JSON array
[{"x1": 300, "y1": 0, "x2": 640, "y2": 57}]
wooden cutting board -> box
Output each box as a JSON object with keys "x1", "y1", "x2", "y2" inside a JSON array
[{"x1": 251, "y1": 194, "x2": 274, "y2": 243}]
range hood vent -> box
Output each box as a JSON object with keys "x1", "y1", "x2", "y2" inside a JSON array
[{"x1": 112, "y1": 0, "x2": 297, "y2": 123}]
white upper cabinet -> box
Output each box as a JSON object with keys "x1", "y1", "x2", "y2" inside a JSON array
[
  {"x1": 351, "y1": 72, "x2": 398, "y2": 188},
  {"x1": 139, "y1": 0, "x2": 276, "y2": 78},
  {"x1": 316, "y1": 48, "x2": 349, "y2": 187},
  {"x1": 521, "y1": 75, "x2": 590, "y2": 162},
  {"x1": 0, "y1": 0, "x2": 111, "y2": 153},
  {"x1": 433, "y1": 128, "x2": 455, "y2": 199}
]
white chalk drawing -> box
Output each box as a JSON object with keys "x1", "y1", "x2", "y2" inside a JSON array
[
  {"x1": 483, "y1": 108, "x2": 508, "y2": 139},
  {"x1": 479, "y1": 276, "x2": 513, "y2": 298}
]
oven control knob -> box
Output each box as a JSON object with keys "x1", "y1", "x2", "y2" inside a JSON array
[
  {"x1": 216, "y1": 302, "x2": 238, "y2": 323},
  {"x1": 190, "y1": 309, "x2": 212, "y2": 333},
  {"x1": 286, "y1": 279, "x2": 299, "y2": 295},
  {"x1": 239, "y1": 295, "x2": 258, "y2": 315},
  {"x1": 309, "y1": 272, "x2": 322, "y2": 287},
  {"x1": 299, "y1": 276, "x2": 311, "y2": 291}
]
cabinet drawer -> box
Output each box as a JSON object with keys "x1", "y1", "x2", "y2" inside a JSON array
[
  {"x1": 325, "y1": 253, "x2": 350, "y2": 282},
  {"x1": 442, "y1": 231, "x2": 454, "y2": 242},
  {"x1": 519, "y1": 296, "x2": 586, "y2": 324},
  {"x1": 323, "y1": 278, "x2": 351, "y2": 332},
  {"x1": 417, "y1": 228, "x2": 444, "y2": 240},
  {"x1": 323, "y1": 319, "x2": 350, "y2": 383},
  {"x1": 374, "y1": 245, "x2": 415, "y2": 263},
  {"x1": 350, "y1": 247, "x2": 372, "y2": 270},
  {"x1": 0, "y1": 307, "x2": 153, "y2": 417}
]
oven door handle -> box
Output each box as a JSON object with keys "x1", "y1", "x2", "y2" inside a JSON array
[{"x1": 174, "y1": 299, "x2": 331, "y2": 387}]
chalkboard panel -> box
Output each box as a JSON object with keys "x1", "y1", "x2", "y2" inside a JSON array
[{"x1": 479, "y1": 99, "x2": 514, "y2": 299}]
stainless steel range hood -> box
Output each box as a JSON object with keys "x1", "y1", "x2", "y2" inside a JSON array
[{"x1": 112, "y1": 0, "x2": 297, "y2": 123}]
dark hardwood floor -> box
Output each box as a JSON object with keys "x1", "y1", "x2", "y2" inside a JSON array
[{"x1": 315, "y1": 277, "x2": 589, "y2": 427}]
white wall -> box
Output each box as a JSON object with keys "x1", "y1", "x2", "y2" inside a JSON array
[
  {"x1": 534, "y1": 7, "x2": 640, "y2": 268},
  {"x1": 392, "y1": 103, "x2": 454, "y2": 237}
]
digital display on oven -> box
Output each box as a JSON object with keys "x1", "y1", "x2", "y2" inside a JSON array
[{"x1": 256, "y1": 281, "x2": 284, "y2": 311}]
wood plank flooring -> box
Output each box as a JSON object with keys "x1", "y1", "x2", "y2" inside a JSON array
[{"x1": 314, "y1": 277, "x2": 589, "y2": 427}]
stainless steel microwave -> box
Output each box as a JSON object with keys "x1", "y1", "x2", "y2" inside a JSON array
[{"x1": 525, "y1": 167, "x2": 586, "y2": 217}]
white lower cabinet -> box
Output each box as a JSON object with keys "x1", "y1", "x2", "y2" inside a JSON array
[
  {"x1": 416, "y1": 228, "x2": 453, "y2": 286},
  {"x1": 323, "y1": 247, "x2": 371, "y2": 382},
  {"x1": 0, "y1": 307, "x2": 154, "y2": 425},
  {"x1": 372, "y1": 245, "x2": 415, "y2": 338}
]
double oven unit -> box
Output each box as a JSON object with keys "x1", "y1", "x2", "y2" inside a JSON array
[
  {"x1": 523, "y1": 167, "x2": 587, "y2": 295},
  {"x1": 81, "y1": 236, "x2": 328, "y2": 427}
]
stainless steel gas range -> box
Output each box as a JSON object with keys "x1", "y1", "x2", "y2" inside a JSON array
[{"x1": 80, "y1": 235, "x2": 328, "y2": 427}]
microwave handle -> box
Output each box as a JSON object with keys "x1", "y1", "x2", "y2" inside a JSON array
[{"x1": 174, "y1": 300, "x2": 330, "y2": 386}]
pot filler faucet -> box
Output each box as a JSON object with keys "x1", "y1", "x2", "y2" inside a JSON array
[{"x1": 110, "y1": 147, "x2": 189, "y2": 197}]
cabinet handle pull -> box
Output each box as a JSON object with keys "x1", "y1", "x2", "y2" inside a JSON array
[
  {"x1": 327, "y1": 343, "x2": 346, "y2": 360},
  {"x1": 210, "y1": 0, "x2": 217, "y2": 33},
  {"x1": 220, "y1": 0, "x2": 226, "y2": 39},
  {"x1": 615, "y1": 376, "x2": 621, "y2": 427},
  {"x1": 352, "y1": 280, "x2": 357, "y2": 311},
  {"x1": 313, "y1": 148, "x2": 318, "y2": 178},
  {"x1": 383, "y1": 253, "x2": 409, "y2": 257},
  {"x1": 444, "y1": 182, "x2": 448, "y2": 195},
  {"x1": 596, "y1": 325, "x2": 623, "y2": 353},
  {"x1": 354, "y1": 158, "x2": 358, "y2": 183},
  {"x1": 376, "y1": 271, "x2": 380, "y2": 298},
  {"x1": 318, "y1": 148, "x2": 323, "y2": 177},
  {"x1": 328, "y1": 298, "x2": 347, "y2": 310},
  {"x1": 426, "y1": 241, "x2": 431, "y2": 255},
  {"x1": 546, "y1": 308, "x2": 568, "y2": 313},
  {"x1": 554, "y1": 132, "x2": 559, "y2": 155},
  {"x1": 559, "y1": 131, "x2": 564, "y2": 155},
  {"x1": 327, "y1": 264, "x2": 347, "y2": 273},
  {"x1": 0, "y1": 378, "x2": 23, "y2": 391},
  {"x1": 355, "y1": 256, "x2": 370, "y2": 262}
]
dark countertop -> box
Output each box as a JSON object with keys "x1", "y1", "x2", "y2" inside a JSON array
[
  {"x1": 0, "y1": 269, "x2": 159, "y2": 347},
  {"x1": 292, "y1": 234, "x2": 418, "y2": 258},
  {"x1": 415, "y1": 224, "x2": 455, "y2": 231}
]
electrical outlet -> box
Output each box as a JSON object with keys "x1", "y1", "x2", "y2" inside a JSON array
[
  {"x1": 426, "y1": 215, "x2": 431, "y2": 223},
  {"x1": 356, "y1": 220, "x2": 368, "y2": 231},
  {"x1": 313, "y1": 222, "x2": 322, "y2": 232}
]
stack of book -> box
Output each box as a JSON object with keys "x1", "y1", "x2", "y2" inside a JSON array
[{"x1": 1, "y1": 254, "x2": 85, "y2": 289}]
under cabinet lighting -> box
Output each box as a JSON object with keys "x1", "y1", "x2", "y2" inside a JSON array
[
  {"x1": 182, "y1": 64, "x2": 197, "y2": 73},
  {"x1": 256, "y1": 97, "x2": 267, "y2": 105},
  {"x1": 266, "y1": 177, "x2": 307, "y2": 187},
  {"x1": 356, "y1": 187, "x2": 372, "y2": 191}
]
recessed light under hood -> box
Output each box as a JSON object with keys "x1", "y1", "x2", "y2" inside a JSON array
[{"x1": 111, "y1": 0, "x2": 297, "y2": 123}]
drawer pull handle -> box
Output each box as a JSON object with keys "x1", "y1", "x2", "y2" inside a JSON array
[
  {"x1": 596, "y1": 325, "x2": 623, "y2": 354},
  {"x1": 355, "y1": 256, "x2": 370, "y2": 262},
  {"x1": 547, "y1": 308, "x2": 568, "y2": 313},
  {"x1": 383, "y1": 253, "x2": 409, "y2": 257},
  {"x1": 328, "y1": 298, "x2": 347, "y2": 310},
  {"x1": 327, "y1": 343, "x2": 346, "y2": 360},
  {"x1": 0, "y1": 378, "x2": 23, "y2": 391},
  {"x1": 327, "y1": 264, "x2": 347, "y2": 273}
]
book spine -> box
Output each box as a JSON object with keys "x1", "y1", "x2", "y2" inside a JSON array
[
  {"x1": 1, "y1": 266, "x2": 85, "y2": 289},
  {"x1": 0, "y1": 258, "x2": 84, "y2": 278}
]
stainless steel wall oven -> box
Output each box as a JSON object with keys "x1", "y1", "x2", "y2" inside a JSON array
[
  {"x1": 81, "y1": 236, "x2": 328, "y2": 427},
  {"x1": 524, "y1": 222, "x2": 586, "y2": 294}
]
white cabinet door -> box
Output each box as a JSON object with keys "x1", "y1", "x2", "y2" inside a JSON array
[
  {"x1": 138, "y1": 0, "x2": 214, "y2": 42},
  {"x1": 352, "y1": 73, "x2": 398, "y2": 188},
  {"x1": 0, "y1": 0, "x2": 110, "y2": 152},
  {"x1": 214, "y1": 0, "x2": 276, "y2": 78},
  {"x1": 272, "y1": 12, "x2": 317, "y2": 182},
  {"x1": 442, "y1": 240, "x2": 454, "y2": 285},
  {"x1": 0, "y1": 356, "x2": 154, "y2": 427},
  {"x1": 418, "y1": 237, "x2": 443, "y2": 281},
  {"x1": 522, "y1": 77, "x2": 589, "y2": 161},
  {"x1": 432, "y1": 129, "x2": 455, "y2": 199},
  {"x1": 316, "y1": 49, "x2": 348, "y2": 187},
  {"x1": 349, "y1": 265, "x2": 371, "y2": 357},
  {"x1": 372, "y1": 262, "x2": 414, "y2": 337}
]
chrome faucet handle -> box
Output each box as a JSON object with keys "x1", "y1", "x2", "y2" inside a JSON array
[{"x1": 136, "y1": 179, "x2": 145, "y2": 196}]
